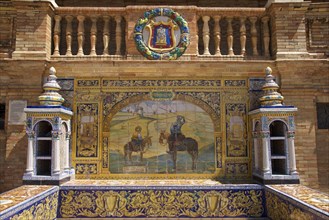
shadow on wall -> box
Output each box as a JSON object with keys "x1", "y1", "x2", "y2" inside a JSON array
[{"x1": 1, "y1": 128, "x2": 27, "y2": 193}]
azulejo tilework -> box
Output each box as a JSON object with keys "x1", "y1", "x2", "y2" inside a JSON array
[
  {"x1": 58, "y1": 187, "x2": 265, "y2": 218},
  {"x1": 134, "y1": 8, "x2": 190, "y2": 60},
  {"x1": 0, "y1": 186, "x2": 58, "y2": 220}
]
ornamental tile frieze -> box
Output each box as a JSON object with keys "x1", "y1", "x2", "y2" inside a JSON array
[
  {"x1": 103, "y1": 79, "x2": 221, "y2": 88},
  {"x1": 58, "y1": 189, "x2": 264, "y2": 218},
  {"x1": 76, "y1": 163, "x2": 98, "y2": 175},
  {"x1": 77, "y1": 79, "x2": 100, "y2": 87},
  {"x1": 224, "y1": 80, "x2": 246, "y2": 87}
]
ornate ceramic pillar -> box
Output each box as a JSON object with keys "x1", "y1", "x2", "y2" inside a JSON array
[
  {"x1": 227, "y1": 17, "x2": 234, "y2": 56},
  {"x1": 64, "y1": 132, "x2": 71, "y2": 172},
  {"x1": 287, "y1": 131, "x2": 298, "y2": 175},
  {"x1": 25, "y1": 131, "x2": 34, "y2": 175},
  {"x1": 53, "y1": 15, "x2": 61, "y2": 56},
  {"x1": 261, "y1": 131, "x2": 271, "y2": 174},
  {"x1": 90, "y1": 16, "x2": 98, "y2": 56},
  {"x1": 65, "y1": 15, "x2": 73, "y2": 56},
  {"x1": 240, "y1": 17, "x2": 246, "y2": 56},
  {"x1": 253, "y1": 132, "x2": 260, "y2": 172},
  {"x1": 249, "y1": 16, "x2": 259, "y2": 56},
  {"x1": 52, "y1": 131, "x2": 61, "y2": 175},
  {"x1": 77, "y1": 15, "x2": 85, "y2": 56},
  {"x1": 213, "y1": 15, "x2": 221, "y2": 56},
  {"x1": 103, "y1": 16, "x2": 110, "y2": 55},
  {"x1": 115, "y1": 16, "x2": 122, "y2": 55},
  {"x1": 262, "y1": 16, "x2": 270, "y2": 57},
  {"x1": 202, "y1": 16, "x2": 210, "y2": 55}
]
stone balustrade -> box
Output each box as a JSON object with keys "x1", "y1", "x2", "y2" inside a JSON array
[
  {"x1": 196, "y1": 8, "x2": 268, "y2": 57},
  {"x1": 51, "y1": 7, "x2": 269, "y2": 59}
]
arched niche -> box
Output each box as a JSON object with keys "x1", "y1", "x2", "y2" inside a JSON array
[
  {"x1": 34, "y1": 120, "x2": 53, "y2": 176},
  {"x1": 269, "y1": 120, "x2": 288, "y2": 175}
]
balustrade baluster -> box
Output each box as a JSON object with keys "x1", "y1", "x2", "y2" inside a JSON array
[
  {"x1": 240, "y1": 17, "x2": 246, "y2": 56},
  {"x1": 65, "y1": 16, "x2": 73, "y2": 56},
  {"x1": 115, "y1": 16, "x2": 122, "y2": 55},
  {"x1": 202, "y1": 16, "x2": 210, "y2": 55},
  {"x1": 262, "y1": 16, "x2": 270, "y2": 57},
  {"x1": 196, "y1": 15, "x2": 200, "y2": 56},
  {"x1": 214, "y1": 15, "x2": 221, "y2": 56},
  {"x1": 53, "y1": 15, "x2": 61, "y2": 56},
  {"x1": 227, "y1": 17, "x2": 234, "y2": 56},
  {"x1": 103, "y1": 16, "x2": 110, "y2": 55},
  {"x1": 77, "y1": 15, "x2": 85, "y2": 56},
  {"x1": 90, "y1": 16, "x2": 97, "y2": 56},
  {"x1": 249, "y1": 17, "x2": 259, "y2": 56}
]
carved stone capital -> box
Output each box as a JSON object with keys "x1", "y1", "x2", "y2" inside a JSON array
[
  {"x1": 52, "y1": 130, "x2": 61, "y2": 139},
  {"x1": 27, "y1": 131, "x2": 35, "y2": 139}
]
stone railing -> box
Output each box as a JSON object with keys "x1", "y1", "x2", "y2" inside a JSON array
[
  {"x1": 196, "y1": 8, "x2": 268, "y2": 58},
  {"x1": 51, "y1": 7, "x2": 268, "y2": 60}
]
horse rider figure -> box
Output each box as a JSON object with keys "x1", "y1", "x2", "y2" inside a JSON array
[
  {"x1": 131, "y1": 126, "x2": 143, "y2": 150},
  {"x1": 168, "y1": 115, "x2": 186, "y2": 153}
]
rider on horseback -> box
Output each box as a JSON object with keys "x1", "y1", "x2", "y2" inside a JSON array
[
  {"x1": 168, "y1": 115, "x2": 186, "y2": 153},
  {"x1": 131, "y1": 126, "x2": 143, "y2": 150}
]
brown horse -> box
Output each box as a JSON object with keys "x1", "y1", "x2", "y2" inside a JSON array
[
  {"x1": 159, "y1": 130, "x2": 198, "y2": 171},
  {"x1": 124, "y1": 136, "x2": 152, "y2": 163}
]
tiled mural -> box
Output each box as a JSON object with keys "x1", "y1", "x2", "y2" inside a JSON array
[
  {"x1": 108, "y1": 100, "x2": 215, "y2": 174},
  {"x1": 73, "y1": 78, "x2": 249, "y2": 179}
]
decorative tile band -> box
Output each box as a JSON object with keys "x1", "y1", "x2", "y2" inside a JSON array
[
  {"x1": 0, "y1": 187, "x2": 58, "y2": 220},
  {"x1": 57, "y1": 188, "x2": 265, "y2": 218},
  {"x1": 265, "y1": 186, "x2": 329, "y2": 220}
]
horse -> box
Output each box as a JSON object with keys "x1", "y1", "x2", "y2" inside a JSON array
[
  {"x1": 124, "y1": 136, "x2": 152, "y2": 163},
  {"x1": 159, "y1": 130, "x2": 198, "y2": 171}
]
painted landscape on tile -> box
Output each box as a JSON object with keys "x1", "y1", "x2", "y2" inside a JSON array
[{"x1": 109, "y1": 100, "x2": 215, "y2": 174}]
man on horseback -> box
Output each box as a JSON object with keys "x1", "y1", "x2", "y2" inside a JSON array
[
  {"x1": 168, "y1": 115, "x2": 186, "y2": 153},
  {"x1": 131, "y1": 126, "x2": 143, "y2": 150}
]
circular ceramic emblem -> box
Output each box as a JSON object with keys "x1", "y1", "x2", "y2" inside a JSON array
[{"x1": 134, "y1": 8, "x2": 190, "y2": 60}]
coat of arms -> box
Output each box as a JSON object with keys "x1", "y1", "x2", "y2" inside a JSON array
[
  {"x1": 134, "y1": 8, "x2": 190, "y2": 60},
  {"x1": 146, "y1": 20, "x2": 178, "y2": 52}
]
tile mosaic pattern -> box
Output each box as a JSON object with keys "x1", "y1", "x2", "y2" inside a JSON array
[
  {"x1": 0, "y1": 185, "x2": 58, "y2": 220},
  {"x1": 58, "y1": 186, "x2": 265, "y2": 218},
  {"x1": 0, "y1": 185, "x2": 53, "y2": 212},
  {"x1": 269, "y1": 184, "x2": 329, "y2": 213}
]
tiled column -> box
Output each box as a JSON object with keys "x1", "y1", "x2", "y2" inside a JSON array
[
  {"x1": 253, "y1": 132, "x2": 260, "y2": 172},
  {"x1": 77, "y1": 15, "x2": 85, "y2": 56},
  {"x1": 103, "y1": 16, "x2": 110, "y2": 55},
  {"x1": 249, "y1": 17, "x2": 259, "y2": 56},
  {"x1": 214, "y1": 15, "x2": 221, "y2": 56},
  {"x1": 261, "y1": 131, "x2": 271, "y2": 174},
  {"x1": 227, "y1": 17, "x2": 234, "y2": 56},
  {"x1": 115, "y1": 16, "x2": 122, "y2": 55},
  {"x1": 65, "y1": 16, "x2": 73, "y2": 56},
  {"x1": 52, "y1": 131, "x2": 61, "y2": 175},
  {"x1": 53, "y1": 15, "x2": 61, "y2": 56},
  {"x1": 25, "y1": 132, "x2": 34, "y2": 175},
  {"x1": 64, "y1": 132, "x2": 71, "y2": 172},
  {"x1": 240, "y1": 17, "x2": 246, "y2": 56},
  {"x1": 90, "y1": 16, "x2": 98, "y2": 56},
  {"x1": 202, "y1": 16, "x2": 210, "y2": 55},
  {"x1": 287, "y1": 131, "x2": 298, "y2": 175}
]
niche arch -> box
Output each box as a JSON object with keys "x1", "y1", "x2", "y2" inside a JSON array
[{"x1": 103, "y1": 94, "x2": 218, "y2": 175}]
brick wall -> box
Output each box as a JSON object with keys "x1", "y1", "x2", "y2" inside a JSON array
[{"x1": 0, "y1": 0, "x2": 328, "y2": 194}]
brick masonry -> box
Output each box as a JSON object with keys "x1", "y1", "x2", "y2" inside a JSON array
[{"x1": 0, "y1": 0, "x2": 328, "y2": 193}]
